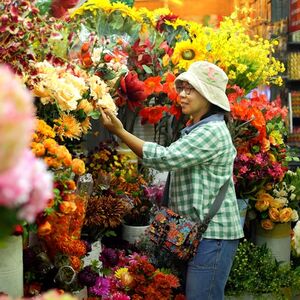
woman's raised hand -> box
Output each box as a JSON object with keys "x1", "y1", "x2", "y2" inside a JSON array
[{"x1": 100, "y1": 108, "x2": 124, "y2": 135}]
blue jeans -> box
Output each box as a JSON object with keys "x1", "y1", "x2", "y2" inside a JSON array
[{"x1": 185, "y1": 238, "x2": 239, "y2": 300}]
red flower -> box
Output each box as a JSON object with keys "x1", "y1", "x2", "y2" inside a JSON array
[
  {"x1": 51, "y1": 0, "x2": 79, "y2": 18},
  {"x1": 156, "y1": 14, "x2": 179, "y2": 32},
  {"x1": 140, "y1": 106, "x2": 168, "y2": 124},
  {"x1": 169, "y1": 104, "x2": 182, "y2": 120},
  {"x1": 118, "y1": 71, "x2": 148, "y2": 111},
  {"x1": 162, "y1": 73, "x2": 179, "y2": 103},
  {"x1": 144, "y1": 76, "x2": 163, "y2": 96},
  {"x1": 13, "y1": 224, "x2": 23, "y2": 236}
]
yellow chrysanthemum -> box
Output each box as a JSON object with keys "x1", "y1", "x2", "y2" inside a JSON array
[
  {"x1": 54, "y1": 114, "x2": 82, "y2": 140},
  {"x1": 171, "y1": 39, "x2": 202, "y2": 70},
  {"x1": 115, "y1": 267, "x2": 129, "y2": 279}
]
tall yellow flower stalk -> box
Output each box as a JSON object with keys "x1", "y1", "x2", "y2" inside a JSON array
[{"x1": 170, "y1": 10, "x2": 285, "y2": 92}]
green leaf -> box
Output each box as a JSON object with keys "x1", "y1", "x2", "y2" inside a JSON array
[
  {"x1": 35, "y1": 0, "x2": 52, "y2": 15},
  {"x1": 142, "y1": 65, "x2": 153, "y2": 74},
  {"x1": 88, "y1": 110, "x2": 101, "y2": 119}
]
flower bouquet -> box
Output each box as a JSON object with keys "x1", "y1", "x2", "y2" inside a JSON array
[
  {"x1": 77, "y1": 247, "x2": 185, "y2": 300},
  {"x1": 0, "y1": 65, "x2": 53, "y2": 243},
  {"x1": 227, "y1": 85, "x2": 289, "y2": 200}
]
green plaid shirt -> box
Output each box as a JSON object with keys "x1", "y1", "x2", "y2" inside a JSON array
[{"x1": 142, "y1": 114, "x2": 244, "y2": 240}]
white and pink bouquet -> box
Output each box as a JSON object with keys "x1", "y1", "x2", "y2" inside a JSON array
[{"x1": 0, "y1": 65, "x2": 53, "y2": 240}]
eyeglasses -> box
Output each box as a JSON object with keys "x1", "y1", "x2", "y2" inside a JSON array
[{"x1": 175, "y1": 85, "x2": 195, "y2": 95}]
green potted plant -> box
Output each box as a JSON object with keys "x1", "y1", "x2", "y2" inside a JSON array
[{"x1": 225, "y1": 239, "x2": 300, "y2": 299}]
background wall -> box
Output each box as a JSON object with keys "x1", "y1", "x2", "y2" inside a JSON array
[{"x1": 134, "y1": 0, "x2": 234, "y2": 23}]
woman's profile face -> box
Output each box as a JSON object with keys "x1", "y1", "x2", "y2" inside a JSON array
[{"x1": 176, "y1": 81, "x2": 210, "y2": 122}]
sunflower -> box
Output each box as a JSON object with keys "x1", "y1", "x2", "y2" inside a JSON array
[
  {"x1": 54, "y1": 114, "x2": 82, "y2": 140},
  {"x1": 171, "y1": 39, "x2": 202, "y2": 70}
]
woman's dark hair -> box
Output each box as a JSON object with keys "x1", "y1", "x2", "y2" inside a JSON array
[{"x1": 202, "y1": 104, "x2": 229, "y2": 123}]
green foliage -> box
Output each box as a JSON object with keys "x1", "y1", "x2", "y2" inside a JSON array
[
  {"x1": 110, "y1": 0, "x2": 135, "y2": 7},
  {"x1": 34, "y1": 0, "x2": 52, "y2": 15},
  {"x1": 0, "y1": 207, "x2": 18, "y2": 245},
  {"x1": 225, "y1": 240, "x2": 300, "y2": 299}
]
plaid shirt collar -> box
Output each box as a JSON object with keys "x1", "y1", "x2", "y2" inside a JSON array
[{"x1": 181, "y1": 113, "x2": 224, "y2": 136}]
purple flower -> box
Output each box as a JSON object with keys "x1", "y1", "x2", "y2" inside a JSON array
[
  {"x1": 77, "y1": 266, "x2": 98, "y2": 287},
  {"x1": 100, "y1": 247, "x2": 119, "y2": 268},
  {"x1": 89, "y1": 276, "x2": 110, "y2": 297}
]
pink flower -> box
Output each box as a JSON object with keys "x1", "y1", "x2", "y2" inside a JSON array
[
  {"x1": 0, "y1": 149, "x2": 53, "y2": 222},
  {"x1": 0, "y1": 65, "x2": 35, "y2": 173}
]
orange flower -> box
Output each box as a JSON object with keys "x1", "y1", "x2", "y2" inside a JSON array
[
  {"x1": 255, "y1": 199, "x2": 269, "y2": 212},
  {"x1": 261, "y1": 219, "x2": 274, "y2": 230},
  {"x1": 43, "y1": 138, "x2": 57, "y2": 151},
  {"x1": 261, "y1": 138, "x2": 270, "y2": 152},
  {"x1": 59, "y1": 201, "x2": 77, "y2": 214},
  {"x1": 38, "y1": 221, "x2": 52, "y2": 236},
  {"x1": 71, "y1": 158, "x2": 85, "y2": 175},
  {"x1": 144, "y1": 76, "x2": 163, "y2": 96},
  {"x1": 256, "y1": 192, "x2": 274, "y2": 203},
  {"x1": 279, "y1": 207, "x2": 293, "y2": 223},
  {"x1": 269, "y1": 207, "x2": 280, "y2": 222},
  {"x1": 66, "y1": 180, "x2": 76, "y2": 190},
  {"x1": 70, "y1": 256, "x2": 82, "y2": 272},
  {"x1": 31, "y1": 142, "x2": 45, "y2": 157}
]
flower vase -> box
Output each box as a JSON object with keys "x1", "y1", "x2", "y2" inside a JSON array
[
  {"x1": 122, "y1": 224, "x2": 150, "y2": 244},
  {"x1": 237, "y1": 198, "x2": 249, "y2": 228},
  {"x1": 0, "y1": 236, "x2": 23, "y2": 297},
  {"x1": 254, "y1": 221, "x2": 291, "y2": 264}
]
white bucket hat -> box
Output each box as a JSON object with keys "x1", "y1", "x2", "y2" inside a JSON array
[{"x1": 175, "y1": 61, "x2": 230, "y2": 111}]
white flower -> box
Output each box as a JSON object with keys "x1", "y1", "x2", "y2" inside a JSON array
[
  {"x1": 293, "y1": 221, "x2": 300, "y2": 255},
  {"x1": 292, "y1": 210, "x2": 299, "y2": 222}
]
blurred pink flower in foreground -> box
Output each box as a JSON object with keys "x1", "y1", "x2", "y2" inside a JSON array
[
  {"x1": 0, "y1": 65, "x2": 53, "y2": 223},
  {"x1": 0, "y1": 64, "x2": 35, "y2": 173}
]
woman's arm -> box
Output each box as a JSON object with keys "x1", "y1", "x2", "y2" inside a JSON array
[{"x1": 100, "y1": 108, "x2": 145, "y2": 158}]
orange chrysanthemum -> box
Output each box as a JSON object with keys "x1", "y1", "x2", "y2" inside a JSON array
[{"x1": 54, "y1": 114, "x2": 82, "y2": 140}]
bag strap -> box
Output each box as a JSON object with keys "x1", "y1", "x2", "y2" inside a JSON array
[{"x1": 196, "y1": 178, "x2": 231, "y2": 223}]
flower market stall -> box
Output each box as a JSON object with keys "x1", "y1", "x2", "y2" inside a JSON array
[{"x1": 1, "y1": 0, "x2": 300, "y2": 299}]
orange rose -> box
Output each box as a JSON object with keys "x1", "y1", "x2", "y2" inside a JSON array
[
  {"x1": 255, "y1": 199, "x2": 269, "y2": 212},
  {"x1": 279, "y1": 207, "x2": 293, "y2": 223},
  {"x1": 59, "y1": 201, "x2": 77, "y2": 214},
  {"x1": 268, "y1": 198, "x2": 286, "y2": 209},
  {"x1": 256, "y1": 192, "x2": 274, "y2": 203},
  {"x1": 62, "y1": 193, "x2": 76, "y2": 202},
  {"x1": 268, "y1": 207, "x2": 280, "y2": 222},
  {"x1": 66, "y1": 180, "x2": 76, "y2": 191},
  {"x1": 63, "y1": 153, "x2": 72, "y2": 167},
  {"x1": 32, "y1": 143, "x2": 45, "y2": 157},
  {"x1": 71, "y1": 158, "x2": 85, "y2": 175},
  {"x1": 261, "y1": 219, "x2": 274, "y2": 230},
  {"x1": 38, "y1": 221, "x2": 52, "y2": 236}
]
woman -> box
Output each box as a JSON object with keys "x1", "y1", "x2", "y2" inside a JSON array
[{"x1": 100, "y1": 61, "x2": 244, "y2": 300}]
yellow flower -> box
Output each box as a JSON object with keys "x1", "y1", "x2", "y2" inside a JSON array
[
  {"x1": 115, "y1": 267, "x2": 129, "y2": 279},
  {"x1": 97, "y1": 93, "x2": 117, "y2": 112},
  {"x1": 171, "y1": 39, "x2": 202, "y2": 70},
  {"x1": 269, "y1": 130, "x2": 284, "y2": 146},
  {"x1": 88, "y1": 75, "x2": 107, "y2": 100},
  {"x1": 54, "y1": 114, "x2": 82, "y2": 140}
]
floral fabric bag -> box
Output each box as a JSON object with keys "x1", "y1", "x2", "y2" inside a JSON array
[{"x1": 148, "y1": 179, "x2": 230, "y2": 261}]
